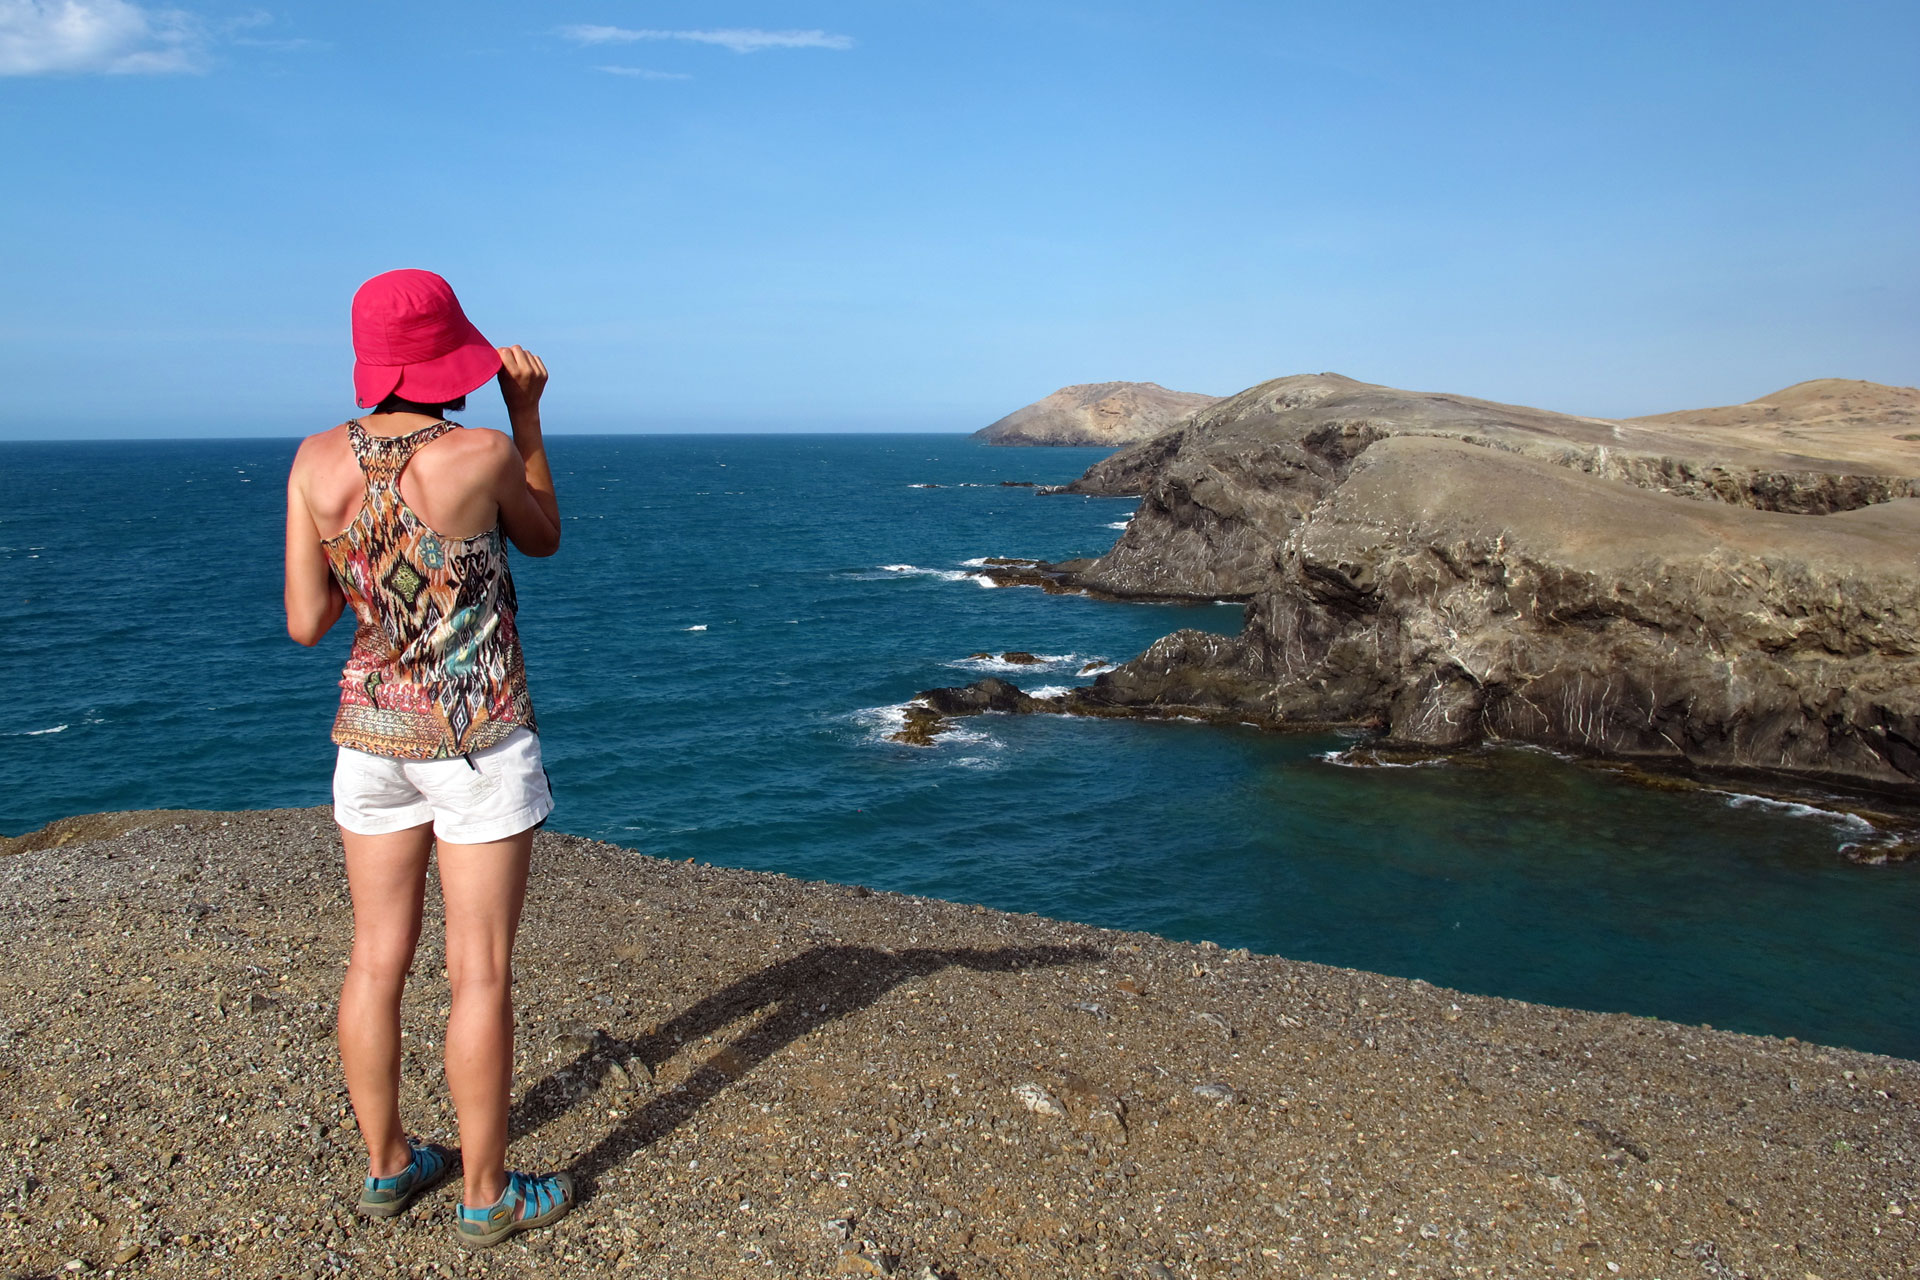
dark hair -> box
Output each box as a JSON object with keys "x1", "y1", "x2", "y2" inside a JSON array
[{"x1": 374, "y1": 392, "x2": 467, "y2": 416}]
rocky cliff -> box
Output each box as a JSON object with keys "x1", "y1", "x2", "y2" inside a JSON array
[
  {"x1": 1013, "y1": 375, "x2": 1920, "y2": 794},
  {"x1": 973, "y1": 381, "x2": 1220, "y2": 447}
]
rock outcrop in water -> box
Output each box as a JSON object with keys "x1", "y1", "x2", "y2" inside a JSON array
[
  {"x1": 985, "y1": 374, "x2": 1920, "y2": 795},
  {"x1": 973, "y1": 381, "x2": 1220, "y2": 447}
]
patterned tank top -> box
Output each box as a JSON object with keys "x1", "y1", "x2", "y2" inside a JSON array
[{"x1": 322, "y1": 419, "x2": 536, "y2": 759}]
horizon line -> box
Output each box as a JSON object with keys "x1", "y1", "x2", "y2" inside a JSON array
[{"x1": 0, "y1": 427, "x2": 1039, "y2": 446}]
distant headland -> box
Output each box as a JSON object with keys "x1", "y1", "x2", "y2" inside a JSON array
[{"x1": 973, "y1": 381, "x2": 1221, "y2": 447}]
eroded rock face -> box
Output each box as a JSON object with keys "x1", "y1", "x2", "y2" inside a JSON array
[
  {"x1": 1060, "y1": 373, "x2": 1920, "y2": 599},
  {"x1": 974, "y1": 382, "x2": 1220, "y2": 447},
  {"x1": 1034, "y1": 374, "x2": 1920, "y2": 793}
]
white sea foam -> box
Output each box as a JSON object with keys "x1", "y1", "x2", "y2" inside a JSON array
[
  {"x1": 1716, "y1": 791, "x2": 1875, "y2": 831},
  {"x1": 1105, "y1": 521, "x2": 1131, "y2": 530},
  {"x1": 945, "y1": 652, "x2": 1080, "y2": 674},
  {"x1": 1315, "y1": 747, "x2": 1443, "y2": 769},
  {"x1": 7, "y1": 724, "x2": 68, "y2": 737},
  {"x1": 1027, "y1": 685, "x2": 1072, "y2": 699},
  {"x1": 873, "y1": 564, "x2": 976, "y2": 583},
  {"x1": 1077, "y1": 662, "x2": 1118, "y2": 676},
  {"x1": 851, "y1": 701, "x2": 913, "y2": 740},
  {"x1": 682, "y1": 624, "x2": 708, "y2": 631}
]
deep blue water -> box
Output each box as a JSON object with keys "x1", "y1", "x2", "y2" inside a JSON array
[{"x1": 3, "y1": 434, "x2": 1916, "y2": 1059}]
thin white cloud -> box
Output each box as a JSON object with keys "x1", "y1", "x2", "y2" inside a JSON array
[
  {"x1": 596, "y1": 65, "x2": 692, "y2": 80},
  {"x1": 0, "y1": 0, "x2": 204, "y2": 75},
  {"x1": 560, "y1": 24, "x2": 853, "y2": 54},
  {"x1": 231, "y1": 36, "x2": 327, "y2": 51}
]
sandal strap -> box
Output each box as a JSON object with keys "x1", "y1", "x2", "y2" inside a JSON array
[
  {"x1": 365, "y1": 1139, "x2": 441, "y2": 1192},
  {"x1": 525, "y1": 1171, "x2": 562, "y2": 1217},
  {"x1": 459, "y1": 1171, "x2": 563, "y2": 1224}
]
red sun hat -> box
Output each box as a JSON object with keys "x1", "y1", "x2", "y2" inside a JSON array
[{"x1": 351, "y1": 269, "x2": 503, "y2": 409}]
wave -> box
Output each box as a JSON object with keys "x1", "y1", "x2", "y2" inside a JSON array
[
  {"x1": 945, "y1": 652, "x2": 1081, "y2": 674},
  {"x1": 1715, "y1": 791, "x2": 1876, "y2": 832},
  {"x1": 1316, "y1": 747, "x2": 1445, "y2": 770},
  {"x1": 1105, "y1": 521, "x2": 1131, "y2": 530},
  {"x1": 5, "y1": 723, "x2": 68, "y2": 737},
  {"x1": 1027, "y1": 685, "x2": 1072, "y2": 699},
  {"x1": 682, "y1": 625, "x2": 708, "y2": 632},
  {"x1": 873, "y1": 564, "x2": 978, "y2": 584}
]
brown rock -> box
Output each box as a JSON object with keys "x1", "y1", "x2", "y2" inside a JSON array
[{"x1": 888, "y1": 705, "x2": 952, "y2": 748}]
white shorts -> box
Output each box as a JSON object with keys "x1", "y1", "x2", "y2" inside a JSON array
[{"x1": 333, "y1": 727, "x2": 554, "y2": 844}]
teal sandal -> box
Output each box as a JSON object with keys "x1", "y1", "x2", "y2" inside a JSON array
[
  {"x1": 356, "y1": 1139, "x2": 458, "y2": 1218},
  {"x1": 454, "y1": 1169, "x2": 576, "y2": 1249}
]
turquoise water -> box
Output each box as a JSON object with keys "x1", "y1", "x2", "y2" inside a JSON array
[{"x1": 3, "y1": 434, "x2": 1916, "y2": 1059}]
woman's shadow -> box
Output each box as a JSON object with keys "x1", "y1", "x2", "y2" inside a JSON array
[{"x1": 507, "y1": 941, "x2": 1104, "y2": 1202}]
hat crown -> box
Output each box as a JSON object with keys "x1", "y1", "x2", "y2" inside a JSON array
[{"x1": 352, "y1": 269, "x2": 473, "y2": 366}]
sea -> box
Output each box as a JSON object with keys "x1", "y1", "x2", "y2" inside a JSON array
[{"x1": 3, "y1": 434, "x2": 1917, "y2": 1059}]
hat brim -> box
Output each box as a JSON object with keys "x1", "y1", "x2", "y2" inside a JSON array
[{"x1": 354, "y1": 334, "x2": 503, "y2": 409}]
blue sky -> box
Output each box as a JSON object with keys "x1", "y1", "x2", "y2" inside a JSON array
[{"x1": 1, "y1": 0, "x2": 1915, "y2": 438}]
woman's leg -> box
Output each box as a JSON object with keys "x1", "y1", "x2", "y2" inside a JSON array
[
  {"x1": 436, "y1": 828, "x2": 534, "y2": 1208},
  {"x1": 339, "y1": 823, "x2": 435, "y2": 1178}
]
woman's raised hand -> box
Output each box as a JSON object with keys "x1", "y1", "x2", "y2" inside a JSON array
[{"x1": 496, "y1": 346, "x2": 548, "y2": 419}]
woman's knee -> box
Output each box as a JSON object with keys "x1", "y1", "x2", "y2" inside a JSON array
[
  {"x1": 346, "y1": 936, "x2": 420, "y2": 991},
  {"x1": 446, "y1": 953, "x2": 514, "y2": 999}
]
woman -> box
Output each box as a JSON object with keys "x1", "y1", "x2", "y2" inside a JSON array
[{"x1": 283, "y1": 268, "x2": 572, "y2": 1249}]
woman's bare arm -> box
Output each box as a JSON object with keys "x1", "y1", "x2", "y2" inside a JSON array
[
  {"x1": 285, "y1": 441, "x2": 348, "y2": 646},
  {"x1": 494, "y1": 345, "x2": 562, "y2": 558}
]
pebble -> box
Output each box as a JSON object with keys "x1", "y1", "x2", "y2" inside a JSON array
[
  {"x1": 1012, "y1": 1083, "x2": 1067, "y2": 1117},
  {"x1": 1192, "y1": 1083, "x2": 1238, "y2": 1106}
]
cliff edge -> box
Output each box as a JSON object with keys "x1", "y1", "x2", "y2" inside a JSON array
[{"x1": 1, "y1": 809, "x2": 1912, "y2": 1277}]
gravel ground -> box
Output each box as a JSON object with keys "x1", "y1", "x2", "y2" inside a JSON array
[{"x1": 0, "y1": 808, "x2": 1913, "y2": 1280}]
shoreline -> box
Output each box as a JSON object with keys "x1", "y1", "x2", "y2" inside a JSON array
[
  {"x1": 896, "y1": 670, "x2": 1920, "y2": 864},
  {"x1": 1, "y1": 808, "x2": 1914, "y2": 1278}
]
